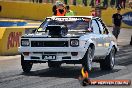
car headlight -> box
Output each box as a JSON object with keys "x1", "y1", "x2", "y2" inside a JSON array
[
  {"x1": 70, "y1": 39, "x2": 79, "y2": 47},
  {"x1": 21, "y1": 39, "x2": 30, "y2": 46}
]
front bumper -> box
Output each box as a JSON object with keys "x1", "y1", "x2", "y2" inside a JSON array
[
  {"x1": 19, "y1": 47, "x2": 87, "y2": 62},
  {"x1": 18, "y1": 47, "x2": 86, "y2": 52}
]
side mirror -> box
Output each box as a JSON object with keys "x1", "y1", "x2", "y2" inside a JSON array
[{"x1": 32, "y1": 29, "x2": 37, "y2": 33}]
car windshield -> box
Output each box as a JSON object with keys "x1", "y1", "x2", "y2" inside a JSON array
[{"x1": 37, "y1": 17, "x2": 91, "y2": 32}]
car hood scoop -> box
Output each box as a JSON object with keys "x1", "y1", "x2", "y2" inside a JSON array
[{"x1": 46, "y1": 25, "x2": 68, "y2": 38}]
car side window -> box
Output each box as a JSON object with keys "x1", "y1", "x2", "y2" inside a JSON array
[{"x1": 91, "y1": 20, "x2": 100, "y2": 34}]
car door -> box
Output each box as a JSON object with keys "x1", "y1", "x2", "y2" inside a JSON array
[
  {"x1": 91, "y1": 19, "x2": 105, "y2": 56},
  {"x1": 97, "y1": 19, "x2": 111, "y2": 55}
]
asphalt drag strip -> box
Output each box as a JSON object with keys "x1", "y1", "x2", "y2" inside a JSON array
[{"x1": 0, "y1": 45, "x2": 132, "y2": 88}]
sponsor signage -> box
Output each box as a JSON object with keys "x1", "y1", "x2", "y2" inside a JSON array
[
  {"x1": 7, "y1": 32, "x2": 22, "y2": 50},
  {"x1": 122, "y1": 12, "x2": 132, "y2": 26}
]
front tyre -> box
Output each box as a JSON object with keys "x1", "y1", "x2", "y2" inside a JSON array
[
  {"x1": 21, "y1": 54, "x2": 33, "y2": 73},
  {"x1": 100, "y1": 47, "x2": 116, "y2": 70},
  {"x1": 82, "y1": 47, "x2": 94, "y2": 72}
]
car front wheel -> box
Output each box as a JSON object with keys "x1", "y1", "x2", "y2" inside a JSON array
[
  {"x1": 21, "y1": 54, "x2": 33, "y2": 73},
  {"x1": 82, "y1": 47, "x2": 94, "y2": 72},
  {"x1": 100, "y1": 47, "x2": 116, "y2": 70}
]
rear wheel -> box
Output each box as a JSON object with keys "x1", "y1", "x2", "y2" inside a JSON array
[
  {"x1": 82, "y1": 47, "x2": 94, "y2": 72},
  {"x1": 48, "y1": 62, "x2": 61, "y2": 68},
  {"x1": 100, "y1": 47, "x2": 116, "y2": 70},
  {"x1": 21, "y1": 54, "x2": 33, "y2": 73}
]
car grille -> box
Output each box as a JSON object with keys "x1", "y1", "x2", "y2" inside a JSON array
[{"x1": 31, "y1": 41, "x2": 69, "y2": 47}]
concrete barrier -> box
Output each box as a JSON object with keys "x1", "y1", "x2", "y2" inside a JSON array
[
  {"x1": 0, "y1": 1, "x2": 52, "y2": 20},
  {"x1": 0, "y1": 26, "x2": 37, "y2": 55},
  {"x1": 0, "y1": 1, "x2": 132, "y2": 28}
]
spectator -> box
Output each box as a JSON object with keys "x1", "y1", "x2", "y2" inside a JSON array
[
  {"x1": 52, "y1": 5, "x2": 57, "y2": 15},
  {"x1": 73, "y1": 0, "x2": 77, "y2": 5},
  {"x1": 32, "y1": 0, "x2": 34, "y2": 3},
  {"x1": 51, "y1": 0, "x2": 54, "y2": 4},
  {"x1": 91, "y1": 10, "x2": 96, "y2": 16},
  {"x1": 121, "y1": 0, "x2": 126, "y2": 9},
  {"x1": 64, "y1": 0, "x2": 68, "y2": 5},
  {"x1": 89, "y1": 0, "x2": 94, "y2": 7},
  {"x1": 55, "y1": 0, "x2": 62, "y2": 6},
  {"x1": 35, "y1": 0, "x2": 42, "y2": 3},
  {"x1": 82, "y1": 0, "x2": 88, "y2": 6},
  {"x1": 65, "y1": 5, "x2": 74, "y2": 16},
  {"x1": 103, "y1": 0, "x2": 108, "y2": 8},
  {"x1": 115, "y1": 0, "x2": 121, "y2": 8},
  {"x1": 52, "y1": 1, "x2": 62, "y2": 15},
  {"x1": 39, "y1": 0, "x2": 42, "y2": 3},
  {"x1": 129, "y1": 0, "x2": 132, "y2": 8},
  {"x1": 32, "y1": 0, "x2": 38, "y2": 3},
  {"x1": 96, "y1": 0, "x2": 100, "y2": 6},
  {"x1": 52, "y1": 1, "x2": 60, "y2": 15},
  {"x1": 56, "y1": 3, "x2": 66, "y2": 16},
  {"x1": 112, "y1": 8, "x2": 122, "y2": 40},
  {"x1": 110, "y1": 0, "x2": 115, "y2": 8},
  {"x1": 52, "y1": 1, "x2": 66, "y2": 16}
]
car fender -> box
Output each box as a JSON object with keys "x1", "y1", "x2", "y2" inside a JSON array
[
  {"x1": 84, "y1": 39, "x2": 95, "y2": 52},
  {"x1": 107, "y1": 41, "x2": 119, "y2": 55}
]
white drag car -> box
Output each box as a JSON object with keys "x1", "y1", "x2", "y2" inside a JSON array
[{"x1": 18, "y1": 16, "x2": 118, "y2": 72}]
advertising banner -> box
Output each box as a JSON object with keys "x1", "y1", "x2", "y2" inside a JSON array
[{"x1": 122, "y1": 12, "x2": 132, "y2": 26}]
